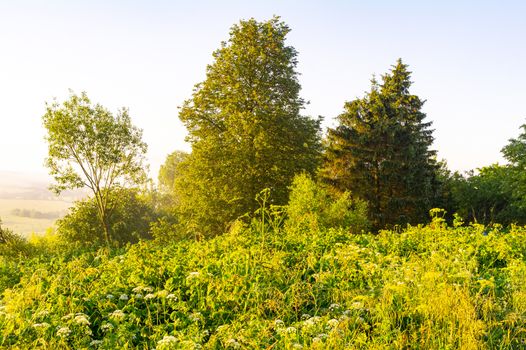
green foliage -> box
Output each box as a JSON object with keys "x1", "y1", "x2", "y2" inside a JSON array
[
  {"x1": 446, "y1": 123, "x2": 526, "y2": 226},
  {"x1": 0, "y1": 218, "x2": 32, "y2": 259},
  {"x1": 322, "y1": 60, "x2": 439, "y2": 230},
  {"x1": 158, "y1": 151, "x2": 188, "y2": 194},
  {"x1": 450, "y1": 165, "x2": 525, "y2": 225},
  {"x1": 42, "y1": 91, "x2": 148, "y2": 245},
  {"x1": 286, "y1": 174, "x2": 370, "y2": 234},
  {"x1": 1, "y1": 218, "x2": 526, "y2": 349},
  {"x1": 57, "y1": 188, "x2": 155, "y2": 245},
  {"x1": 175, "y1": 17, "x2": 322, "y2": 237}
]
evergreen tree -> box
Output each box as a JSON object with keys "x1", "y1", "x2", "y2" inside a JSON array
[
  {"x1": 322, "y1": 60, "x2": 438, "y2": 229},
  {"x1": 175, "y1": 17, "x2": 322, "y2": 237}
]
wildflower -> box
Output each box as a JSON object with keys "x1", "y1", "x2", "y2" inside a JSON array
[
  {"x1": 74, "y1": 314, "x2": 91, "y2": 326},
  {"x1": 101, "y1": 323, "x2": 114, "y2": 332},
  {"x1": 134, "y1": 293, "x2": 144, "y2": 299},
  {"x1": 145, "y1": 293, "x2": 156, "y2": 300},
  {"x1": 157, "y1": 335, "x2": 178, "y2": 349},
  {"x1": 143, "y1": 286, "x2": 154, "y2": 293},
  {"x1": 132, "y1": 286, "x2": 143, "y2": 293},
  {"x1": 189, "y1": 312, "x2": 202, "y2": 323},
  {"x1": 90, "y1": 340, "x2": 103, "y2": 346},
  {"x1": 166, "y1": 294, "x2": 177, "y2": 301},
  {"x1": 339, "y1": 314, "x2": 350, "y2": 322},
  {"x1": 61, "y1": 313, "x2": 74, "y2": 321},
  {"x1": 303, "y1": 318, "x2": 316, "y2": 329},
  {"x1": 310, "y1": 316, "x2": 321, "y2": 323},
  {"x1": 317, "y1": 333, "x2": 328, "y2": 340},
  {"x1": 109, "y1": 309, "x2": 126, "y2": 321},
  {"x1": 106, "y1": 294, "x2": 114, "y2": 300},
  {"x1": 329, "y1": 303, "x2": 340, "y2": 312},
  {"x1": 312, "y1": 337, "x2": 322, "y2": 343},
  {"x1": 293, "y1": 344, "x2": 303, "y2": 349},
  {"x1": 225, "y1": 339, "x2": 241, "y2": 349},
  {"x1": 35, "y1": 310, "x2": 50, "y2": 319},
  {"x1": 274, "y1": 319, "x2": 285, "y2": 328},
  {"x1": 285, "y1": 326, "x2": 297, "y2": 334},
  {"x1": 327, "y1": 319, "x2": 339, "y2": 328},
  {"x1": 119, "y1": 294, "x2": 129, "y2": 301},
  {"x1": 56, "y1": 326, "x2": 71, "y2": 338},
  {"x1": 32, "y1": 322, "x2": 50, "y2": 329}
]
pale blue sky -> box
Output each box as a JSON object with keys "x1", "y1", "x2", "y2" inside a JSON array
[{"x1": 1, "y1": 0, "x2": 525, "y2": 180}]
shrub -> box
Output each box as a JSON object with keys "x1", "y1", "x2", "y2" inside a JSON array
[
  {"x1": 0, "y1": 219, "x2": 32, "y2": 258},
  {"x1": 286, "y1": 174, "x2": 370, "y2": 233},
  {"x1": 57, "y1": 188, "x2": 156, "y2": 245}
]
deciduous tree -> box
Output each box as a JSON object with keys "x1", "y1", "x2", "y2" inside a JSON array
[
  {"x1": 176, "y1": 17, "x2": 322, "y2": 236},
  {"x1": 42, "y1": 92, "x2": 148, "y2": 245}
]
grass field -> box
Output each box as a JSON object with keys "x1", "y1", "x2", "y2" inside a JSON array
[
  {"x1": 0, "y1": 199, "x2": 72, "y2": 236},
  {"x1": 1, "y1": 218, "x2": 525, "y2": 349}
]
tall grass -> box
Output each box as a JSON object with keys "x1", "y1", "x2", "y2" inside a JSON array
[{"x1": 0, "y1": 215, "x2": 525, "y2": 349}]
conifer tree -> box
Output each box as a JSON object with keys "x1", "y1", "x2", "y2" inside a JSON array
[
  {"x1": 322, "y1": 60, "x2": 438, "y2": 229},
  {"x1": 175, "y1": 17, "x2": 322, "y2": 236}
]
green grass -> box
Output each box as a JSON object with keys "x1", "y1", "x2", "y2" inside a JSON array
[{"x1": 1, "y1": 220, "x2": 525, "y2": 349}]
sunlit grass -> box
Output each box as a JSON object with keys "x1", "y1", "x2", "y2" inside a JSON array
[{"x1": 1, "y1": 218, "x2": 525, "y2": 349}]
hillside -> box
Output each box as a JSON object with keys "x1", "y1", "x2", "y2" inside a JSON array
[
  {"x1": 0, "y1": 171, "x2": 85, "y2": 235},
  {"x1": 1, "y1": 221, "x2": 525, "y2": 349}
]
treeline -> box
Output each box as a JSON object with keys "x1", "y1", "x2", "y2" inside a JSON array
[
  {"x1": 10, "y1": 208, "x2": 64, "y2": 220},
  {"x1": 3, "y1": 16, "x2": 525, "y2": 248}
]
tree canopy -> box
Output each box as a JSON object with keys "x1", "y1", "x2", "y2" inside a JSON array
[
  {"x1": 42, "y1": 91, "x2": 148, "y2": 245},
  {"x1": 174, "y1": 17, "x2": 322, "y2": 236},
  {"x1": 322, "y1": 60, "x2": 439, "y2": 229}
]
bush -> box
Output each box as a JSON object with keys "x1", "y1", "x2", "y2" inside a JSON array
[
  {"x1": 286, "y1": 174, "x2": 370, "y2": 233},
  {"x1": 57, "y1": 188, "x2": 156, "y2": 245},
  {"x1": 0, "y1": 219, "x2": 32, "y2": 258}
]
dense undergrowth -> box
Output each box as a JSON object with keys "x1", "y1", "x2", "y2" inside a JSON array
[{"x1": 1, "y1": 217, "x2": 525, "y2": 349}]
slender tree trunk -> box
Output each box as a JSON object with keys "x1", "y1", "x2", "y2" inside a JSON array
[
  {"x1": 101, "y1": 212, "x2": 111, "y2": 247},
  {"x1": 94, "y1": 191, "x2": 111, "y2": 247}
]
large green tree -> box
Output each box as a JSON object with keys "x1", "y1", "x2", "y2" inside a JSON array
[
  {"x1": 42, "y1": 91, "x2": 148, "y2": 245},
  {"x1": 322, "y1": 60, "x2": 438, "y2": 229},
  {"x1": 175, "y1": 17, "x2": 322, "y2": 236}
]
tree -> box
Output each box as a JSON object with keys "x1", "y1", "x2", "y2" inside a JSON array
[
  {"x1": 450, "y1": 165, "x2": 521, "y2": 225},
  {"x1": 158, "y1": 150, "x2": 188, "y2": 193},
  {"x1": 322, "y1": 60, "x2": 438, "y2": 229},
  {"x1": 57, "y1": 188, "x2": 155, "y2": 245},
  {"x1": 175, "y1": 17, "x2": 322, "y2": 236},
  {"x1": 42, "y1": 91, "x2": 148, "y2": 245}
]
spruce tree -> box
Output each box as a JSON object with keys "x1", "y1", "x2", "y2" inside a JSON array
[
  {"x1": 322, "y1": 60, "x2": 438, "y2": 229},
  {"x1": 175, "y1": 17, "x2": 322, "y2": 236}
]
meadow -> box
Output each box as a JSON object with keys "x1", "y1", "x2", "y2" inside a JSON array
[
  {"x1": 0, "y1": 199, "x2": 70, "y2": 236},
  {"x1": 1, "y1": 214, "x2": 525, "y2": 349}
]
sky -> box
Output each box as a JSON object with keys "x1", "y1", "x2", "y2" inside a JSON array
[{"x1": 1, "y1": 0, "x2": 525, "y2": 182}]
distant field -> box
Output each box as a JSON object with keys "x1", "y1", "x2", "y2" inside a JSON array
[{"x1": 0, "y1": 199, "x2": 73, "y2": 236}]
